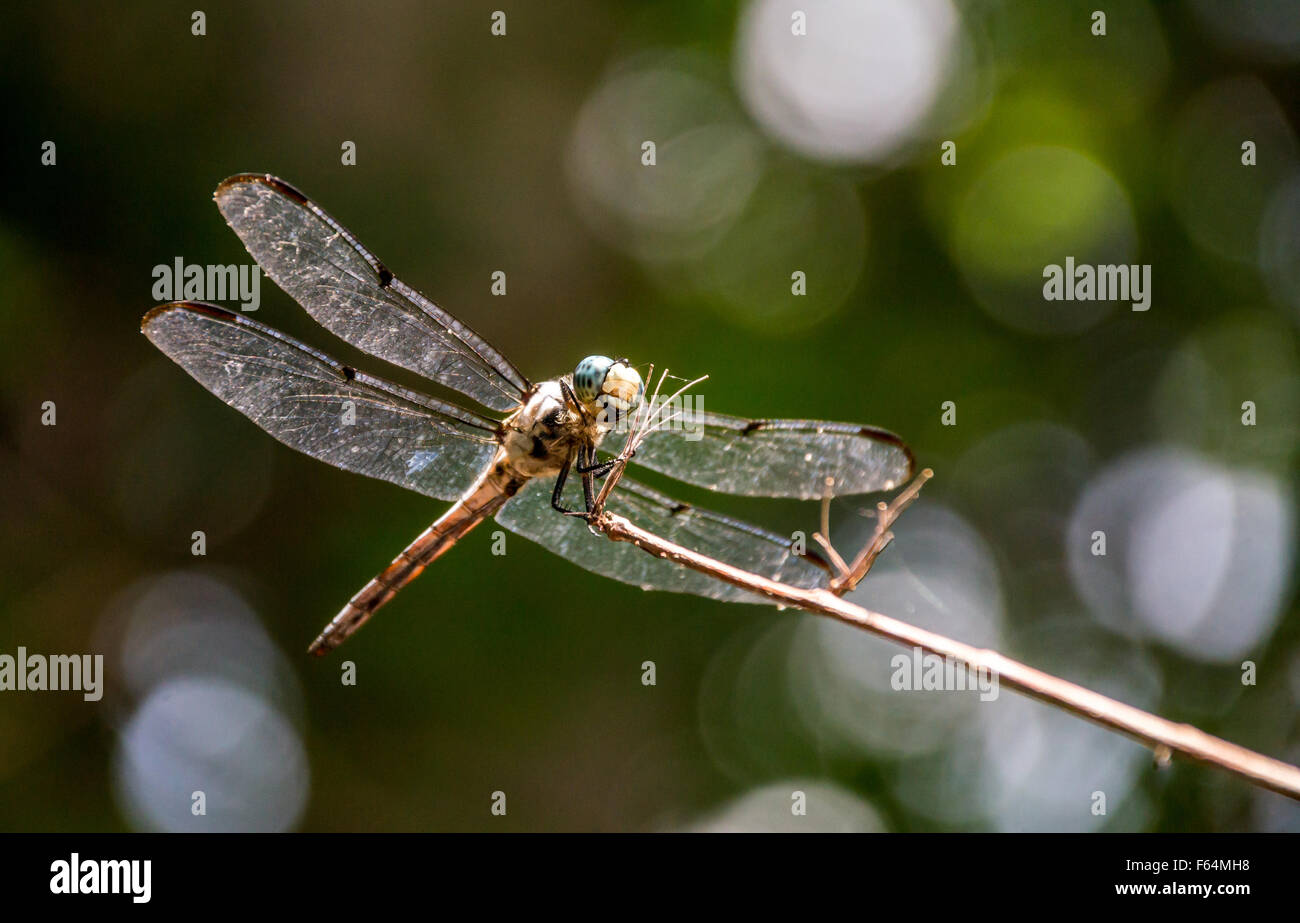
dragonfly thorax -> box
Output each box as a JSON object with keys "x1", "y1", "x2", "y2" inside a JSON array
[{"x1": 500, "y1": 380, "x2": 605, "y2": 479}]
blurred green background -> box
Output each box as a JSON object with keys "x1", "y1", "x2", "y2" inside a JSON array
[{"x1": 2, "y1": 0, "x2": 1299, "y2": 831}]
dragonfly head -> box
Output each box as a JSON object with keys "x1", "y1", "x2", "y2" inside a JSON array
[{"x1": 573, "y1": 355, "x2": 644, "y2": 425}]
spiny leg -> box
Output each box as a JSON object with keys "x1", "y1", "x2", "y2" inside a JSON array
[
  {"x1": 550, "y1": 453, "x2": 594, "y2": 518},
  {"x1": 580, "y1": 443, "x2": 597, "y2": 513},
  {"x1": 551, "y1": 456, "x2": 577, "y2": 515},
  {"x1": 577, "y1": 456, "x2": 621, "y2": 478}
]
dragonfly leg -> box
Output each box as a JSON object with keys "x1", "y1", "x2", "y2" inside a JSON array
[
  {"x1": 580, "y1": 443, "x2": 598, "y2": 512},
  {"x1": 550, "y1": 457, "x2": 573, "y2": 512},
  {"x1": 550, "y1": 455, "x2": 591, "y2": 518},
  {"x1": 576, "y1": 456, "x2": 620, "y2": 479}
]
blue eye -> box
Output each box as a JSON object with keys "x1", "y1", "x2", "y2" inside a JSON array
[{"x1": 573, "y1": 355, "x2": 614, "y2": 402}]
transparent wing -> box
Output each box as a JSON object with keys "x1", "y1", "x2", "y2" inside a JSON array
[
  {"x1": 214, "y1": 173, "x2": 530, "y2": 412},
  {"x1": 142, "y1": 302, "x2": 501, "y2": 500},
  {"x1": 495, "y1": 474, "x2": 832, "y2": 602},
  {"x1": 603, "y1": 411, "x2": 914, "y2": 500}
]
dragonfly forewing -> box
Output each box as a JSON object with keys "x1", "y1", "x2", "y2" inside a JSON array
[
  {"x1": 142, "y1": 302, "x2": 502, "y2": 501},
  {"x1": 215, "y1": 174, "x2": 530, "y2": 412}
]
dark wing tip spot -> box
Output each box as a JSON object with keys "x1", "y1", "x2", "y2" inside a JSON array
[
  {"x1": 857, "y1": 425, "x2": 918, "y2": 478},
  {"x1": 341, "y1": 365, "x2": 357, "y2": 381},
  {"x1": 214, "y1": 173, "x2": 312, "y2": 206},
  {"x1": 143, "y1": 301, "x2": 238, "y2": 332},
  {"x1": 669, "y1": 502, "x2": 691, "y2": 516},
  {"x1": 377, "y1": 267, "x2": 393, "y2": 287},
  {"x1": 740, "y1": 420, "x2": 768, "y2": 436}
]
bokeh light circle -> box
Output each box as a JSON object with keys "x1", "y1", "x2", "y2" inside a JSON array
[
  {"x1": 952, "y1": 146, "x2": 1137, "y2": 335},
  {"x1": 1067, "y1": 448, "x2": 1293, "y2": 661},
  {"x1": 684, "y1": 779, "x2": 886, "y2": 832},
  {"x1": 1165, "y1": 76, "x2": 1299, "y2": 264},
  {"x1": 687, "y1": 165, "x2": 868, "y2": 333},
  {"x1": 567, "y1": 56, "x2": 764, "y2": 263},
  {"x1": 734, "y1": 0, "x2": 961, "y2": 163},
  {"x1": 788, "y1": 504, "x2": 1005, "y2": 758},
  {"x1": 114, "y1": 676, "x2": 309, "y2": 832}
]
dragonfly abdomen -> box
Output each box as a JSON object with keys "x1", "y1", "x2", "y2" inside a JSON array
[{"x1": 308, "y1": 456, "x2": 527, "y2": 655}]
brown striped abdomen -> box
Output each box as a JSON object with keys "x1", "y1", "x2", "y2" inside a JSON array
[{"x1": 308, "y1": 458, "x2": 526, "y2": 655}]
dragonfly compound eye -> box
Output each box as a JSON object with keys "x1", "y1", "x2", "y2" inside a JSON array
[
  {"x1": 573, "y1": 355, "x2": 614, "y2": 403},
  {"x1": 597, "y1": 361, "x2": 644, "y2": 421}
]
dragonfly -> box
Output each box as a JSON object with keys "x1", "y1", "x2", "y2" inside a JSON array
[{"x1": 142, "y1": 174, "x2": 915, "y2": 655}]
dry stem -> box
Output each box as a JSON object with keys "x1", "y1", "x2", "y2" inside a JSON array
[{"x1": 582, "y1": 373, "x2": 1300, "y2": 801}]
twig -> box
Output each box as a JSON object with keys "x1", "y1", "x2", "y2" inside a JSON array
[
  {"x1": 582, "y1": 399, "x2": 1300, "y2": 800},
  {"x1": 813, "y1": 478, "x2": 852, "y2": 578},
  {"x1": 814, "y1": 469, "x2": 933, "y2": 595},
  {"x1": 593, "y1": 368, "x2": 707, "y2": 513},
  {"x1": 588, "y1": 506, "x2": 1300, "y2": 800}
]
